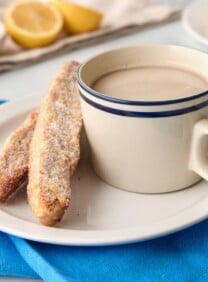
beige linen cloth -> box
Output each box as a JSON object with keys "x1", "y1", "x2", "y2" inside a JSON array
[{"x1": 0, "y1": 0, "x2": 180, "y2": 72}]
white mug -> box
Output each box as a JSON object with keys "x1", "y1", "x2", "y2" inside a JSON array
[{"x1": 77, "y1": 45, "x2": 208, "y2": 193}]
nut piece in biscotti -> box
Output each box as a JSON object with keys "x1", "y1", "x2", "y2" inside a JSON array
[
  {"x1": 0, "y1": 112, "x2": 38, "y2": 202},
  {"x1": 27, "y1": 61, "x2": 82, "y2": 227}
]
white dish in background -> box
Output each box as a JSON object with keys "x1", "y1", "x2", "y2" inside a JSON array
[
  {"x1": 183, "y1": 0, "x2": 208, "y2": 46},
  {"x1": 0, "y1": 22, "x2": 6, "y2": 48},
  {"x1": 1, "y1": 95, "x2": 208, "y2": 246}
]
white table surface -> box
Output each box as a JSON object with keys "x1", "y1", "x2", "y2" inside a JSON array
[{"x1": 0, "y1": 0, "x2": 206, "y2": 281}]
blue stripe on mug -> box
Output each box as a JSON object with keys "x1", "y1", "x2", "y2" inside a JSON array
[
  {"x1": 80, "y1": 93, "x2": 208, "y2": 118},
  {"x1": 77, "y1": 69, "x2": 208, "y2": 106}
]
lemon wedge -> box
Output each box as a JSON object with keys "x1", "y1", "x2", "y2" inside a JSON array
[
  {"x1": 4, "y1": 0, "x2": 63, "y2": 48},
  {"x1": 52, "y1": 0, "x2": 103, "y2": 34}
]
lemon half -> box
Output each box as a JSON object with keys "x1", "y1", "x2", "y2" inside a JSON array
[
  {"x1": 52, "y1": 0, "x2": 103, "y2": 34},
  {"x1": 4, "y1": 0, "x2": 63, "y2": 48}
]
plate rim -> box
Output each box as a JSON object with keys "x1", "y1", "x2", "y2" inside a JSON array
[
  {"x1": 0, "y1": 94, "x2": 208, "y2": 246},
  {"x1": 182, "y1": 0, "x2": 208, "y2": 47}
]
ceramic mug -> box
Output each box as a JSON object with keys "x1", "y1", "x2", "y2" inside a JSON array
[{"x1": 77, "y1": 45, "x2": 208, "y2": 193}]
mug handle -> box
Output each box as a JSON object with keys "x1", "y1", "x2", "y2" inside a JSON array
[{"x1": 189, "y1": 119, "x2": 208, "y2": 180}]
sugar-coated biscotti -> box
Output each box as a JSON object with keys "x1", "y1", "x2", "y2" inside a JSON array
[
  {"x1": 27, "y1": 61, "x2": 82, "y2": 226},
  {"x1": 0, "y1": 111, "x2": 38, "y2": 202}
]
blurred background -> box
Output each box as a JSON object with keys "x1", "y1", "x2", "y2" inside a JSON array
[{"x1": 0, "y1": 0, "x2": 207, "y2": 99}]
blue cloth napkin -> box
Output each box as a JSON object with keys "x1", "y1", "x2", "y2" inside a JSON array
[
  {"x1": 0, "y1": 220, "x2": 207, "y2": 282},
  {"x1": 1, "y1": 100, "x2": 208, "y2": 282}
]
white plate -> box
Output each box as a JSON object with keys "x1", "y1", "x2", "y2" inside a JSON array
[
  {"x1": 1, "y1": 94, "x2": 208, "y2": 246},
  {"x1": 182, "y1": 0, "x2": 208, "y2": 46}
]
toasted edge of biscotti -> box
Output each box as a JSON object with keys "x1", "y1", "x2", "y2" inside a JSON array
[{"x1": 0, "y1": 111, "x2": 38, "y2": 202}]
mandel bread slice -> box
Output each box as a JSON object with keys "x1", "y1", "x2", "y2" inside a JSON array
[
  {"x1": 27, "y1": 61, "x2": 82, "y2": 226},
  {"x1": 0, "y1": 111, "x2": 38, "y2": 202}
]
